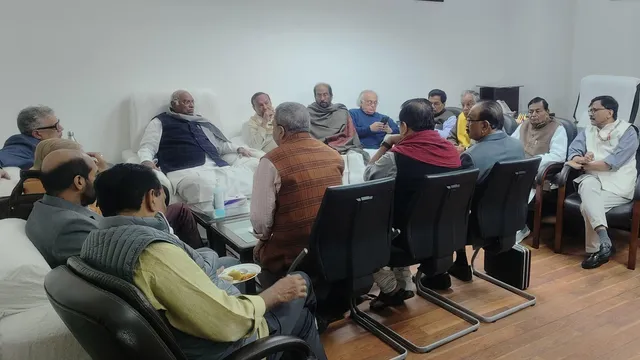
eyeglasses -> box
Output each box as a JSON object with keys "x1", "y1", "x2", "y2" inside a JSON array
[
  {"x1": 35, "y1": 119, "x2": 61, "y2": 131},
  {"x1": 588, "y1": 108, "x2": 607, "y2": 115},
  {"x1": 363, "y1": 100, "x2": 378, "y2": 106}
]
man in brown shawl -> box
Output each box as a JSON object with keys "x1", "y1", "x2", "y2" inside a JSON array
[{"x1": 308, "y1": 83, "x2": 369, "y2": 161}]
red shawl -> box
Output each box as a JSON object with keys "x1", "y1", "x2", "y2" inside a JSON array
[{"x1": 391, "y1": 130, "x2": 461, "y2": 168}]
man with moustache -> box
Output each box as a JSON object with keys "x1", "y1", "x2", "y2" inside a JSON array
[
  {"x1": 566, "y1": 96, "x2": 638, "y2": 269},
  {"x1": 243, "y1": 92, "x2": 278, "y2": 152},
  {"x1": 308, "y1": 83, "x2": 368, "y2": 160}
]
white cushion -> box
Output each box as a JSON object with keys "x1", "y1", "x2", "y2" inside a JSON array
[
  {"x1": 342, "y1": 151, "x2": 366, "y2": 185},
  {"x1": 0, "y1": 218, "x2": 51, "y2": 318},
  {"x1": 0, "y1": 167, "x2": 20, "y2": 197},
  {"x1": 575, "y1": 75, "x2": 640, "y2": 127}
]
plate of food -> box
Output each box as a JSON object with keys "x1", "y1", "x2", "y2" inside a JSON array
[{"x1": 219, "y1": 263, "x2": 261, "y2": 284}]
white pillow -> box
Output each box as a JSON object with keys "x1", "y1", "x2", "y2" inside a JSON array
[
  {"x1": 0, "y1": 218, "x2": 51, "y2": 318},
  {"x1": 0, "y1": 166, "x2": 20, "y2": 197}
]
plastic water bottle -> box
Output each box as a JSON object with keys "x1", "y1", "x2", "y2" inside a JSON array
[
  {"x1": 213, "y1": 179, "x2": 226, "y2": 218},
  {"x1": 67, "y1": 131, "x2": 78, "y2": 142}
]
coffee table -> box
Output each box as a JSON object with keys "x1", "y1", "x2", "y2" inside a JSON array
[{"x1": 191, "y1": 209, "x2": 258, "y2": 263}]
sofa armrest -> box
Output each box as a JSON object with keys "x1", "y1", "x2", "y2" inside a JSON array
[
  {"x1": 535, "y1": 161, "x2": 564, "y2": 186},
  {"x1": 634, "y1": 176, "x2": 640, "y2": 201},
  {"x1": 223, "y1": 335, "x2": 313, "y2": 360}
]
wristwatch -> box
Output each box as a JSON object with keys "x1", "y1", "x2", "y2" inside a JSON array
[{"x1": 381, "y1": 141, "x2": 392, "y2": 150}]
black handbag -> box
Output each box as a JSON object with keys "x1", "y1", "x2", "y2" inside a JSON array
[
  {"x1": 0, "y1": 170, "x2": 44, "y2": 220},
  {"x1": 483, "y1": 243, "x2": 531, "y2": 290}
]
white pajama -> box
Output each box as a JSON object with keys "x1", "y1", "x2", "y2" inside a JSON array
[{"x1": 577, "y1": 175, "x2": 631, "y2": 253}]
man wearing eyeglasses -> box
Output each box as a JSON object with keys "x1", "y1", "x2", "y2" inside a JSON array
[
  {"x1": 566, "y1": 95, "x2": 638, "y2": 269},
  {"x1": 0, "y1": 106, "x2": 63, "y2": 177},
  {"x1": 349, "y1": 90, "x2": 399, "y2": 149}
]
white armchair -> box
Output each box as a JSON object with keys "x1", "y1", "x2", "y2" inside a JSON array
[{"x1": 574, "y1": 75, "x2": 640, "y2": 127}]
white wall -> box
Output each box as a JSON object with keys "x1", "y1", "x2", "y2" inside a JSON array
[
  {"x1": 0, "y1": 0, "x2": 575, "y2": 161},
  {"x1": 569, "y1": 0, "x2": 640, "y2": 117}
]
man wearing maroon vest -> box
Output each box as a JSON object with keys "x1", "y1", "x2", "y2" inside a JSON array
[
  {"x1": 511, "y1": 97, "x2": 568, "y2": 242},
  {"x1": 251, "y1": 102, "x2": 344, "y2": 280}
]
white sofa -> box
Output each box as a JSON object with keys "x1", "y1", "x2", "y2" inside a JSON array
[
  {"x1": 0, "y1": 218, "x2": 89, "y2": 360},
  {"x1": 0, "y1": 167, "x2": 20, "y2": 198},
  {"x1": 123, "y1": 89, "x2": 365, "y2": 192}
]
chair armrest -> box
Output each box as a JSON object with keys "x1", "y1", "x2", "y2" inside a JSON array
[
  {"x1": 555, "y1": 164, "x2": 580, "y2": 187},
  {"x1": 634, "y1": 176, "x2": 640, "y2": 201},
  {"x1": 535, "y1": 161, "x2": 564, "y2": 186},
  {"x1": 223, "y1": 335, "x2": 313, "y2": 360}
]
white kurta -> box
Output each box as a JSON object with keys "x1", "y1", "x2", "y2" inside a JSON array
[{"x1": 138, "y1": 118, "x2": 259, "y2": 212}]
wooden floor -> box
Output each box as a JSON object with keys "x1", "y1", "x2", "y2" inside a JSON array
[{"x1": 321, "y1": 227, "x2": 640, "y2": 360}]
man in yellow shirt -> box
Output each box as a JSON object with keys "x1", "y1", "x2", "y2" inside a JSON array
[
  {"x1": 80, "y1": 163, "x2": 327, "y2": 360},
  {"x1": 447, "y1": 90, "x2": 479, "y2": 152}
]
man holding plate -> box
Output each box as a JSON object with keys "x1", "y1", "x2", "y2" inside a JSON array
[{"x1": 80, "y1": 163, "x2": 327, "y2": 360}]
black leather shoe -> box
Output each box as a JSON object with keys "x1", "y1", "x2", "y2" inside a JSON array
[
  {"x1": 420, "y1": 273, "x2": 452, "y2": 290},
  {"x1": 582, "y1": 245, "x2": 615, "y2": 269},
  {"x1": 449, "y1": 263, "x2": 473, "y2": 282}
]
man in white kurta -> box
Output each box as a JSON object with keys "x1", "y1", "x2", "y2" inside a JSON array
[
  {"x1": 242, "y1": 92, "x2": 278, "y2": 152},
  {"x1": 139, "y1": 90, "x2": 259, "y2": 213},
  {"x1": 566, "y1": 96, "x2": 638, "y2": 269}
]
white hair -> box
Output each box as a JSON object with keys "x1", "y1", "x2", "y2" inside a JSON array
[
  {"x1": 274, "y1": 102, "x2": 310, "y2": 133},
  {"x1": 170, "y1": 89, "x2": 190, "y2": 107},
  {"x1": 461, "y1": 90, "x2": 480, "y2": 103},
  {"x1": 357, "y1": 90, "x2": 378, "y2": 106}
]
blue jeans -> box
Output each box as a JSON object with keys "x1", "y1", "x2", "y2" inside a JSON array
[{"x1": 264, "y1": 272, "x2": 327, "y2": 360}]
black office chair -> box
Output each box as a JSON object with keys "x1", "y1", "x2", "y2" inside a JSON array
[
  {"x1": 45, "y1": 257, "x2": 315, "y2": 360},
  {"x1": 553, "y1": 126, "x2": 640, "y2": 269},
  {"x1": 360, "y1": 169, "x2": 480, "y2": 353},
  {"x1": 0, "y1": 170, "x2": 44, "y2": 220},
  {"x1": 424, "y1": 159, "x2": 540, "y2": 323},
  {"x1": 531, "y1": 116, "x2": 578, "y2": 248},
  {"x1": 309, "y1": 178, "x2": 408, "y2": 359}
]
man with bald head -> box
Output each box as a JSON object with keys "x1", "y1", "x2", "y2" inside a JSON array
[
  {"x1": 349, "y1": 90, "x2": 399, "y2": 149},
  {"x1": 138, "y1": 90, "x2": 260, "y2": 212},
  {"x1": 25, "y1": 149, "x2": 101, "y2": 267},
  {"x1": 242, "y1": 92, "x2": 278, "y2": 152}
]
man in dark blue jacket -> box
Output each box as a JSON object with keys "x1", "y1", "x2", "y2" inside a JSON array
[{"x1": 0, "y1": 106, "x2": 63, "y2": 175}]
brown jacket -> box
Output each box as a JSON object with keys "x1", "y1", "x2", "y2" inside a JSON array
[
  {"x1": 519, "y1": 118, "x2": 561, "y2": 158},
  {"x1": 260, "y1": 132, "x2": 344, "y2": 274}
]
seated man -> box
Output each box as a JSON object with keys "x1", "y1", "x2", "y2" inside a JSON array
[
  {"x1": 428, "y1": 89, "x2": 457, "y2": 139},
  {"x1": 0, "y1": 106, "x2": 63, "y2": 175},
  {"x1": 251, "y1": 102, "x2": 344, "y2": 280},
  {"x1": 511, "y1": 97, "x2": 568, "y2": 242},
  {"x1": 364, "y1": 98, "x2": 462, "y2": 309},
  {"x1": 566, "y1": 96, "x2": 638, "y2": 269},
  {"x1": 139, "y1": 90, "x2": 259, "y2": 212},
  {"x1": 242, "y1": 92, "x2": 277, "y2": 152},
  {"x1": 349, "y1": 90, "x2": 399, "y2": 149},
  {"x1": 450, "y1": 101, "x2": 526, "y2": 282},
  {"x1": 448, "y1": 90, "x2": 479, "y2": 152},
  {"x1": 308, "y1": 83, "x2": 369, "y2": 161},
  {"x1": 81, "y1": 163, "x2": 327, "y2": 360},
  {"x1": 25, "y1": 149, "x2": 204, "y2": 268}
]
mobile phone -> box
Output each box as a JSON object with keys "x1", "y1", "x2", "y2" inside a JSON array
[{"x1": 380, "y1": 116, "x2": 389, "y2": 125}]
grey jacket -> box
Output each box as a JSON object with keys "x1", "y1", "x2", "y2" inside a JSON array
[
  {"x1": 80, "y1": 214, "x2": 245, "y2": 360},
  {"x1": 461, "y1": 131, "x2": 525, "y2": 183},
  {"x1": 26, "y1": 195, "x2": 102, "y2": 268}
]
